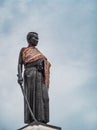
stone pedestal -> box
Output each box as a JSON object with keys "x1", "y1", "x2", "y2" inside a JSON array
[{"x1": 18, "y1": 122, "x2": 61, "y2": 130}]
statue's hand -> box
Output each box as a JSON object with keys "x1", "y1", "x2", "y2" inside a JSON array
[
  {"x1": 18, "y1": 78, "x2": 23, "y2": 85},
  {"x1": 17, "y1": 74, "x2": 23, "y2": 85}
]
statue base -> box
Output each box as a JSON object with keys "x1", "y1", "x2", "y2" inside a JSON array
[{"x1": 18, "y1": 121, "x2": 61, "y2": 130}]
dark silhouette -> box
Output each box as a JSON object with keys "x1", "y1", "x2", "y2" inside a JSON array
[{"x1": 17, "y1": 32, "x2": 51, "y2": 124}]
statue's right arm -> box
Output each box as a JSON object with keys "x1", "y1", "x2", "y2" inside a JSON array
[{"x1": 17, "y1": 48, "x2": 24, "y2": 85}]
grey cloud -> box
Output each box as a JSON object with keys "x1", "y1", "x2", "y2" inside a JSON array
[{"x1": 0, "y1": 0, "x2": 97, "y2": 130}]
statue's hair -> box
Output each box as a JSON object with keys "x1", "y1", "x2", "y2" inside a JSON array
[{"x1": 27, "y1": 32, "x2": 38, "y2": 40}]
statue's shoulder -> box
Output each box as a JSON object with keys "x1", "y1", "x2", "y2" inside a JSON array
[{"x1": 20, "y1": 47, "x2": 26, "y2": 53}]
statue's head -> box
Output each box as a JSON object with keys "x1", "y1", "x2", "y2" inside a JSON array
[{"x1": 27, "y1": 32, "x2": 39, "y2": 46}]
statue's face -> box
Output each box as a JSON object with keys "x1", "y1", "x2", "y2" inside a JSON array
[{"x1": 27, "y1": 32, "x2": 39, "y2": 46}]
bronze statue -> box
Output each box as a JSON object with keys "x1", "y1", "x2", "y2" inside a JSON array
[{"x1": 17, "y1": 32, "x2": 51, "y2": 124}]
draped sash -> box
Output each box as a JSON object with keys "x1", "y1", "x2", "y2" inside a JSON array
[{"x1": 22, "y1": 46, "x2": 51, "y2": 88}]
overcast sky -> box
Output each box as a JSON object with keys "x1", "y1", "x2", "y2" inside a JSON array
[{"x1": 0, "y1": 0, "x2": 97, "y2": 130}]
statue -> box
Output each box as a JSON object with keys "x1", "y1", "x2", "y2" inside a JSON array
[{"x1": 17, "y1": 32, "x2": 51, "y2": 124}]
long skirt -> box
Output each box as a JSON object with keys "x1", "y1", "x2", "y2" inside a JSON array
[{"x1": 24, "y1": 66, "x2": 49, "y2": 124}]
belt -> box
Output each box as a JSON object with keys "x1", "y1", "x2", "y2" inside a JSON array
[{"x1": 24, "y1": 59, "x2": 44, "y2": 69}]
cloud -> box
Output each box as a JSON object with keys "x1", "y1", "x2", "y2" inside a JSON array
[{"x1": 0, "y1": 0, "x2": 97, "y2": 130}]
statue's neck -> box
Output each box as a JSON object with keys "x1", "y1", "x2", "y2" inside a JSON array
[{"x1": 28, "y1": 45, "x2": 35, "y2": 48}]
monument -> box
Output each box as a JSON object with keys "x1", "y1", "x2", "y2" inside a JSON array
[{"x1": 17, "y1": 32, "x2": 61, "y2": 130}]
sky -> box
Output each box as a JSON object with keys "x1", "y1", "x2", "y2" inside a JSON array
[{"x1": 0, "y1": 0, "x2": 97, "y2": 130}]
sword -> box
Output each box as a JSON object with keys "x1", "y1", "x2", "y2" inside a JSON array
[{"x1": 19, "y1": 83, "x2": 38, "y2": 123}]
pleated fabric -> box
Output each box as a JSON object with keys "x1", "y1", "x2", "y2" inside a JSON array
[{"x1": 24, "y1": 67, "x2": 49, "y2": 124}]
